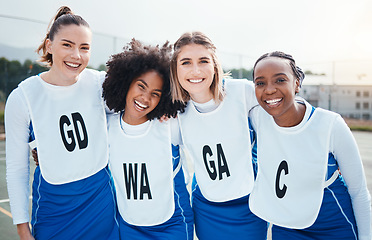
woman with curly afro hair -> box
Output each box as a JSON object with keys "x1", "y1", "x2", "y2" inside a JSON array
[{"x1": 102, "y1": 39, "x2": 194, "y2": 240}]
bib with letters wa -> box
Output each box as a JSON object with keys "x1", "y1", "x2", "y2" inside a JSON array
[
  {"x1": 178, "y1": 80, "x2": 255, "y2": 202},
  {"x1": 249, "y1": 103, "x2": 337, "y2": 229},
  {"x1": 19, "y1": 69, "x2": 108, "y2": 184},
  {"x1": 108, "y1": 114, "x2": 175, "y2": 226}
]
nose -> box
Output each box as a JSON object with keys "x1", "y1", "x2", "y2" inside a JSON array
[
  {"x1": 70, "y1": 48, "x2": 81, "y2": 60},
  {"x1": 142, "y1": 91, "x2": 151, "y2": 103},
  {"x1": 264, "y1": 82, "x2": 276, "y2": 94},
  {"x1": 192, "y1": 64, "x2": 201, "y2": 75}
]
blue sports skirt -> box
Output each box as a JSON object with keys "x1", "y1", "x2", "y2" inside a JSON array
[
  {"x1": 272, "y1": 175, "x2": 358, "y2": 240},
  {"x1": 31, "y1": 165, "x2": 119, "y2": 240},
  {"x1": 192, "y1": 178, "x2": 267, "y2": 240},
  {"x1": 119, "y1": 165, "x2": 194, "y2": 240}
]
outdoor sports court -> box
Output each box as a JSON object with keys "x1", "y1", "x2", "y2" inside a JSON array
[{"x1": 0, "y1": 131, "x2": 371, "y2": 240}]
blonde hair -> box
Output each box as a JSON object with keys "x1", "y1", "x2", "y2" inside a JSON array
[{"x1": 170, "y1": 31, "x2": 225, "y2": 104}]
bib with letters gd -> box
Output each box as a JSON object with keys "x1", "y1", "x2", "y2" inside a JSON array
[
  {"x1": 178, "y1": 79, "x2": 255, "y2": 202},
  {"x1": 108, "y1": 114, "x2": 175, "y2": 226},
  {"x1": 19, "y1": 69, "x2": 108, "y2": 184},
  {"x1": 249, "y1": 102, "x2": 337, "y2": 228}
]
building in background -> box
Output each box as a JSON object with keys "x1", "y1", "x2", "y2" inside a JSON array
[{"x1": 300, "y1": 75, "x2": 372, "y2": 120}]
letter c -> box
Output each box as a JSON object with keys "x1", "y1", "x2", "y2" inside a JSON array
[{"x1": 275, "y1": 160, "x2": 289, "y2": 199}]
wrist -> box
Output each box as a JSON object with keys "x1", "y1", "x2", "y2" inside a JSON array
[{"x1": 17, "y1": 222, "x2": 32, "y2": 237}]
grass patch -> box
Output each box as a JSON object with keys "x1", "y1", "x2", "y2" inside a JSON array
[
  {"x1": 0, "y1": 110, "x2": 3, "y2": 125},
  {"x1": 349, "y1": 125, "x2": 372, "y2": 132},
  {"x1": 344, "y1": 118, "x2": 372, "y2": 132}
]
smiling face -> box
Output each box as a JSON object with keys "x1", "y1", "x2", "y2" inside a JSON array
[
  {"x1": 123, "y1": 70, "x2": 163, "y2": 125},
  {"x1": 254, "y1": 57, "x2": 303, "y2": 127},
  {"x1": 176, "y1": 43, "x2": 215, "y2": 103},
  {"x1": 46, "y1": 24, "x2": 91, "y2": 85}
]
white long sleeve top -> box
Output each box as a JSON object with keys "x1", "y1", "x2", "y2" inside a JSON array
[
  {"x1": 5, "y1": 70, "x2": 108, "y2": 224},
  {"x1": 249, "y1": 101, "x2": 371, "y2": 240}
]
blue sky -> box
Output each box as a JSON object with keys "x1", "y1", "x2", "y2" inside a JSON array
[{"x1": 1, "y1": 0, "x2": 372, "y2": 83}]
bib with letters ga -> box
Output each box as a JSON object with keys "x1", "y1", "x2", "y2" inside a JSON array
[
  {"x1": 249, "y1": 103, "x2": 338, "y2": 229},
  {"x1": 19, "y1": 69, "x2": 108, "y2": 184},
  {"x1": 108, "y1": 114, "x2": 175, "y2": 226},
  {"x1": 178, "y1": 79, "x2": 255, "y2": 202}
]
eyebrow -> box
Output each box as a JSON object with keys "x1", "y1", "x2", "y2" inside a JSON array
[
  {"x1": 179, "y1": 56, "x2": 211, "y2": 62},
  {"x1": 200, "y1": 56, "x2": 211, "y2": 61},
  {"x1": 61, "y1": 39, "x2": 75, "y2": 45},
  {"x1": 61, "y1": 39, "x2": 90, "y2": 46},
  {"x1": 137, "y1": 79, "x2": 162, "y2": 92},
  {"x1": 254, "y1": 76, "x2": 264, "y2": 81},
  {"x1": 274, "y1": 73, "x2": 287, "y2": 77},
  {"x1": 254, "y1": 73, "x2": 287, "y2": 81}
]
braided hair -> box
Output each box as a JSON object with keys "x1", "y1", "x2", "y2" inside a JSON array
[{"x1": 252, "y1": 51, "x2": 305, "y2": 86}]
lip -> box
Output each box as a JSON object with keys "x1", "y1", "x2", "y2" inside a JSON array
[
  {"x1": 64, "y1": 61, "x2": 81, "y2": 69},
  {"x1": 188, "y1": 78, "x2": 204, "y2": 84},
  {"x1": 134, "y1": 100, "x2": 149, "y2": 111},
  {"x1": 264, "y1": 98, "x2": 283, "y2": 108}
]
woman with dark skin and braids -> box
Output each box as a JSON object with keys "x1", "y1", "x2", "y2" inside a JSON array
[
  {"x1": 5, "y1": 6, "x2": 119, "y2": 240},
  {"x1": 249, "y1": 51, "x2": 371, "y2": 239},
  {"x1": 102, "y1": 39, "x2": 194, "y2": 239}
]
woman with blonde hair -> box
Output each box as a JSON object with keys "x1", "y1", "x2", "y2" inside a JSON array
[{"x1": 170, "y1": 31, "x2": 267, "y2": 240}]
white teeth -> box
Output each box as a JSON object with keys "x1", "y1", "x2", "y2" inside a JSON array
[
  {"x1": 189, "y1": 79, "x2": 203, "y2": 83},
  {"x1": 65, "y1": 62, "x2": 79, "y2": 68},
  {"x1": 266, "y1": 98, "x2": 282, "y2": 105},
  {"x1": 135, "y1": 100, "x2": 148, "y2": 109}
]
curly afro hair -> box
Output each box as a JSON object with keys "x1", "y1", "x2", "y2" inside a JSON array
[{"x1": 102, "y1": 39, "x2": 185, "y2": 120}]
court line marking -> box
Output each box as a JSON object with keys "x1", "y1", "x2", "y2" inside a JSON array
[
  {"x1": 0, "y1": 206, "x2": 12, "y2": 218},
  {"x1": 0, "y1": 198, "x2": 10, "y2": 203},
  {"x1": 0, "y1": 196, "x2": 32, "y2": 219}
]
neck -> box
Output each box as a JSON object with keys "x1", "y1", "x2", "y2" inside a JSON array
[
  {"x1": 190, "y1": 91, "x2": 214, "y2": 104},
  {"x1": 122, "y1": 112, "x2": 148, "y2": 126},
  {"x1": 40, "y1": 68, "x2": 78, "y2": 86},
  {"x1": 274, "y1": 102, "x2": 306, "y2": 127}
]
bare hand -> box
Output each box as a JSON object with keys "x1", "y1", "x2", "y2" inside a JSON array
[
  {"x1": 17, "y1": 223, "x2": 35, "y2": 240},
  {"x1": 32, "y1": 149, "x2": 39, "y2": 166}
]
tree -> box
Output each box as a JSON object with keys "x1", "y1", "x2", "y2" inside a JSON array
[
  {"x1": 97, "y1": 64, "x2": 107, "y2": 71},
  {"x1": 304, "y1": 70, "x2": 326, "y2": 76},
  {"x1": 226, "y1": 68, "x2": 254, "y2": 80},
  {"x1": 0, "y1": 57, "x2": 49, "y2": 100}
]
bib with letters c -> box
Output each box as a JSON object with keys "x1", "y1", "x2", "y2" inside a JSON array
[
  {"x1": 249, "y1": 102, "x2": 338, "y2": 229},
  {"x1": 19, "y1": 69, "x2": 108, "y2": 184},
  {"x1": 178, "y1": 79, "x2": 255, "y2": 202},
  {"x1": 108, "y1": 114, "x2": 175, "y2": 226}
]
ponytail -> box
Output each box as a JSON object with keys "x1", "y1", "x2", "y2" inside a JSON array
[{"x1": 36, "y1": 6, "x2": 89, "y2": 66}]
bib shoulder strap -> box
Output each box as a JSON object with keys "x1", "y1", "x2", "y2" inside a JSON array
[{"x1": 324, "y1": 170, "x2": 339, "y2": 188}]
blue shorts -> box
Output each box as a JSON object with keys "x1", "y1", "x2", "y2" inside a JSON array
[
  {"x1": 31, "y1": 165, "x2": 119, "y2": 240},
  {"x1": 272, "y1": 176, "x2": 358, "y2": 239},
  {"x1": 119, "y1": 166, "x2": 194, "y2": 240},
  {"x1": 192, "y1": 178, "x2": 267, "y2": 240}
]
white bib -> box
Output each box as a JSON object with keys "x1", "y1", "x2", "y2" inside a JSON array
[
  {"x1": 19, "y1": 69, "x2": 108, "y2": 184},
  {"x1": 249, "y1": 102, "x2": 338, "y2": 228},
  {"x1": 179, "y1": 79, "x2": 255, "y2": 202},
  {"x1": 108, "y1": 114, "x2": 175, "y2": 226}
]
